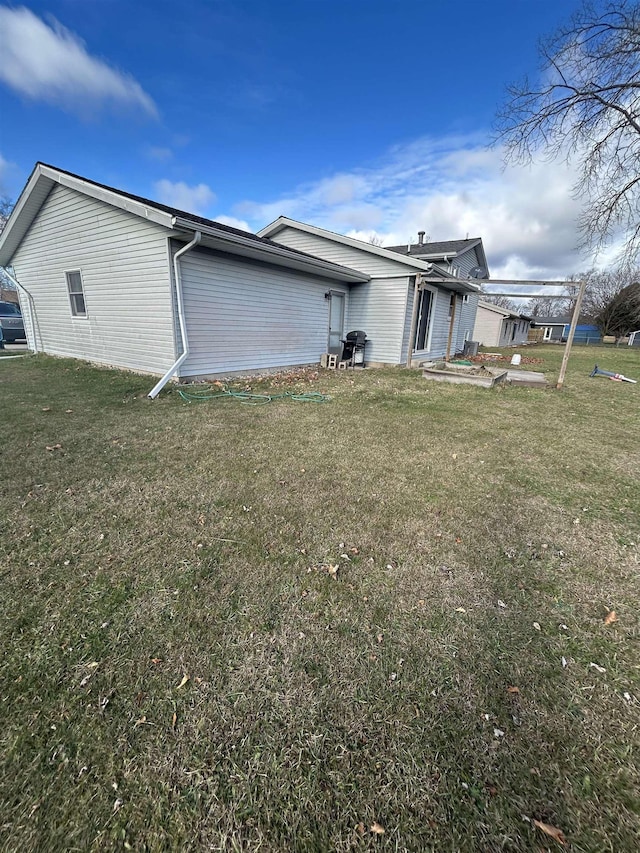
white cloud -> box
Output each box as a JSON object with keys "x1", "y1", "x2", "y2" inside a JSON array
[
  {"x1": 0, "y1": 6, "x2": 157, "y2": 117},
  {"x1": 236, "y1": 134, "x2": 591, "y2": 279},
  {"x1": 214, "y1": 214, "x2": 252, "y2": 233},
  {"x1": 154, "y1": 179, "x2": 216, "y2": 214}
]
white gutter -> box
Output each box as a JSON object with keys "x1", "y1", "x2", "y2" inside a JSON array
[
  {"x1": 172, "y1": 217, "x2": 369, "y2": 283},
  {"x1": 1, "y1": 267, "x2": 39, "y2": 352},
  {"x1": 148, "y1": 231, "x2": 202, "y2": 399}
]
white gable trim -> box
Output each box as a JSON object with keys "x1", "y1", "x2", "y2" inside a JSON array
[{"x1": 259, "y1": 216, "x2": 443, "y2": 274}]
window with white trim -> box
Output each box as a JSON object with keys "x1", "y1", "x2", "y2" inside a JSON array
[
  {"x1": 462, "y1": 293, "x2": 470, "y2": 304},
  {"x1": 66, "y1": 271, "x2": 87, "y2": 317}
]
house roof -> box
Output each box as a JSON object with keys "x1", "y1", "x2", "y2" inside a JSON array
[
  {"x1": 386, "y1": 236, "x2": 489, "y2": 280},
  {"x1": 478, "y1": 299, "x2": 532, "y2": 321},
  {"x1": 385, "y1": 237, "x2": 481, "y2": 258},
  {"x1": 257, "y1": 216, "x2": 482, "y2": 293},
  {"x1": 0, "y1": 163, "x2": 369, "y2": 283}
]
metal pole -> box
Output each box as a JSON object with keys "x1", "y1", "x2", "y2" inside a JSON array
[{"x1": 556, "y1": 279, "x2": 587, "y2": 390}]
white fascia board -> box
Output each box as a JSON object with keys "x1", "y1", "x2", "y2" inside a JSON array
[
  {"x1": 172, "y1": 218, "x2": 369, "y2": 283},
  {"x1": 0, "y1": 164, "x2": 174, "y2": 266},
  {"x1": 40, "y1": 165, "x2": 175, "y2": 229},
  {"x1": 0, "y1": 167, "x2": 52, "y2": 265},
  {"x1": 421, "y1": 276, "x2": 482, "y2": 294},
  {"x1": 258, "y1": 216, "x2": 437, "y2": 273}
]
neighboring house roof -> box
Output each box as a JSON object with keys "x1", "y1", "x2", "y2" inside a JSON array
[
  {"x1": 530, "y1": 316, "x2": 572, "y2": 326},
  {"x1": 478, "y1": 300, "x2": 532, "y2": 321},
  {"x1": 257, "y1": 216, "x2": 482, "y2": 293},
  {"x1": 0, "y1": 163, "x2": 369, "y2": 283}
]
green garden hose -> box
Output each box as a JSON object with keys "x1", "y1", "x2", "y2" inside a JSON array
[{"x1": 177, "y1": 386, "x2": 331, "y2": 405}]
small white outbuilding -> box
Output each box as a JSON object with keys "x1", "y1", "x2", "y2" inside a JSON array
[{"x1": 473, "y1": 300, "x2": 532, "y2": 348}]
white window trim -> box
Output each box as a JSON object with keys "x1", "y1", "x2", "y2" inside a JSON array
[
  {"x1": 543, "y1": 326, "x2": 553, "y2": 341},
  {"x1": 462, "y1": 293, "x2": 470, "y2": 304},
  {"x1": 65, "y1": 270, "x2": 88, "y2": 318}
]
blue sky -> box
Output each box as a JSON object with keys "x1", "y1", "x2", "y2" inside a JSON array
[{"x1": 0, "y1": 0, "x2": 589, "y2": 278}]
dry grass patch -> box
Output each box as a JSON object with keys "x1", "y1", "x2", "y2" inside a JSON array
[{"x1": 0, "y1": 347, "x2": 639, "y2": 851}]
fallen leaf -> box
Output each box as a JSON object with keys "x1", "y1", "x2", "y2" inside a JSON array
[
  {"x1": 150, "y1": 658, "x2": 162, "y2": 665},
  {"x1": 533, "y1": 819, "x2": 567, "y2": 846},
  {"x1": 376, "y1": 634, "x2": 383, "y2": 643},
  {"x1": 134, "y1": 716, "x2": 147, "y2": 727},
  {"x1": 371, "y1": 821, "x2": 385, "y2": 835},
  {"x1": 589, "y1": 662, "x2": 606, "y2": 674},
  {"x1": 507, "y1": 686, "x2": 520, "y2": 694},
  {"x1": 561, "y1": 657, "x2": 568, "y2": 668},
  {"x1": 533, "y1": 622, "x2": 541, "y2": 631},
  {"x1": 356, "y1": 822, "x2": 365, "y2": 835},
  {"x1": 497, "y1": 599, "x2": 507, "y2": 608},
  {"x1": 455, "y1": 537, "x2": 462, "y2": 544},
  {"x1": 177, "y1": 674, "x2": 190, "y2": 689},
  {"x1": 493, "y1": 727, "x2": 505, "y2": 738},
  {"x1": 455, "y1": 607, "x2": 467, "y2": 614},
  {"x1": 42, "y1": 406, "x2": 51, "y2": 412},
  {"x1": 171, "y1": 712, "x2": 177, "y2": 730},
  {"x1": 604, "y1": 610, "x2": 617, "y2": 625},
  {"x1": 45, "y1": 443, "x2": 62, "y2": 452}
]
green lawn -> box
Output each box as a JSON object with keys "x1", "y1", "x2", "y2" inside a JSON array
[{"x1": 1, "y1": 346, "x2": 639, "y2": 851}]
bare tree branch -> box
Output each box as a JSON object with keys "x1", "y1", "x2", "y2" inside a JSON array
[{"x1": 496, "y1": 1, "x2": 640, "y2": 265}]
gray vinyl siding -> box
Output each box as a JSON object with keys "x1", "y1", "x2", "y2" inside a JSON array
[
  {"x1": 176, "y1": 244, "x2": 347, "y2": 377},
  {"x1": 456, "y1": 292, "x2": 479, "y2": 351},
  {"x1": 11, "y1": 184, "x2": 175, "y2": 374},
  {"x1": 271, "y1": 226, "x2": 414, "y2": 277},
  {"x1": 400, "y1": 279, "x2": 416, "y2": 364},
  {"x1": 430, "y1": 291, "x2": 454, "y2": 358},
  {"x1": 346, "y1": 276, "x2": 410, "y2": 364},
  {"x1": 499, "y1": 318, "x2": 530, "y2": 347},
  {"x1": 450, "y1": 246, "x2": 480, "y2": 278}
]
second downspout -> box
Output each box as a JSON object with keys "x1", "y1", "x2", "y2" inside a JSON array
[
  {"x1": 148, "y1": 231, "x2": 202, "y2": 399},
  {"x1": 0, "y1": 267, "x2": 39, "y2": 353}
]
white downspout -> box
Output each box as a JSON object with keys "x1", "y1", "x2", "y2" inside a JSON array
[
  {"x1": 148, "y1": 231, "x2": 202, "y2": 399},
  {"x1": 1, "y1": 267, "x2": 39, "y2": 353}
]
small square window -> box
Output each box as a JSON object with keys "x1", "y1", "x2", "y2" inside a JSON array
[{"x1": 66, "y1": 271, "x2": 87, "y2": 317}]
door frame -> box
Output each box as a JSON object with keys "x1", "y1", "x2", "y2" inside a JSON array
[{"x1": 327, "y1": 290, "x2": 345, "y2": 352}]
